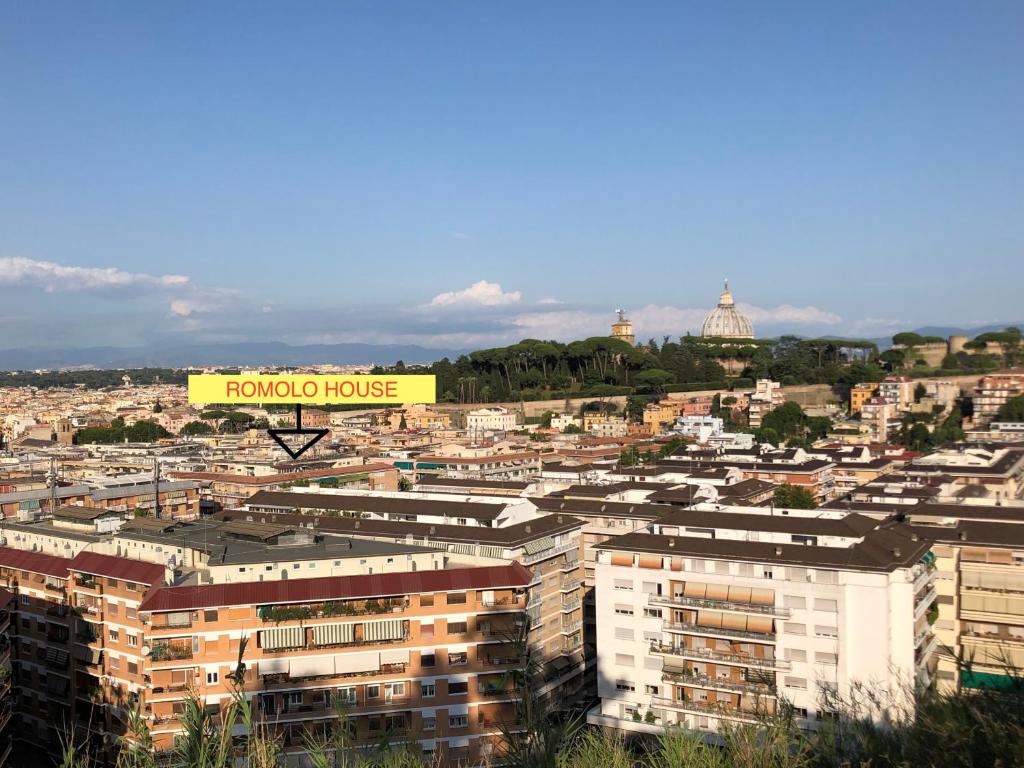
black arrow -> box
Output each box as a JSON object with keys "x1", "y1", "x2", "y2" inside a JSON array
[{"x1": 268, "y1": 404, "x2": 329, "y2": 460}]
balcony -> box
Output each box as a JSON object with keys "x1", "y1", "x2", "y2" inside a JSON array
[
  {"x1": 522, "y1": 540, "x2": 578, "y2": 566},
  {"x1": 560, "y1": 579, "x2": 583, "y2": 593},
  {"x1": 664, "y1": 620, "x2": 775, "y2": 643},
  {"x1": 560, "y1": 621, "x2": 583, "y2": 635},
  {"x1": 652, "y1": 643, "x2": 789, "y2": 671},
  {"x1": 914, "y1": 587, "x2": 938, "y2": 620},
  {"x1": 149, "y1": 642, "x2": 194, "y2": 662},
  {"x1": 650, "y1": 696, "x2": 763, "y2": 724},
  {"x1": 661, "y1": 669, "x2": 776, "y2": 697},
  {"x1": 649, "y1": 594, "x2": 790, "y2": 619},
  {"x1": 560, "y1": 599, "x2": 581, "y2": 614}
]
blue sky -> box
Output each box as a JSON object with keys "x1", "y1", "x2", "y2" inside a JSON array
[{"x1": 1, "y1": 1, "x2": 1022, "y2": 350}]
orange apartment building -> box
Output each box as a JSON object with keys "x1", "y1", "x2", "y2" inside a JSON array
[
  {"x1": 139, "y1": 563, "x2": 532, "y2": 765},
  {"x1": 0, "y1": 543, "x2": 533, "y2": 767}
]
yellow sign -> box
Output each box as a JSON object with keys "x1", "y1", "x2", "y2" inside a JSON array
[{"x1": 188, "y1": 374, "x2": 436, "y2": 405}]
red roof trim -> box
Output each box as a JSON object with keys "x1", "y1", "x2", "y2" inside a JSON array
[{"x1": 139, "y1": 562, "x2": 532, "y2": 613}]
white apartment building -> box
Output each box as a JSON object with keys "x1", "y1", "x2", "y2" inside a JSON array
[
  {"x1": 588, "y1": 514, "x2": 938, "y2": 737},
  {"x1": 466, "y1": 407, "x2": 518, "y2": 435}
]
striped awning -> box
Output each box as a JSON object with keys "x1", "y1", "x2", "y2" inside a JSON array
[
  {"x1": 312, "y1": 623, "x2": 356, "y2": 647},
  {"x1": 524, "y1": 537, "x2": 555, "y2": 555},
  {"x1": 259, "y1": 626, "x2": 304, "y2": 650}
]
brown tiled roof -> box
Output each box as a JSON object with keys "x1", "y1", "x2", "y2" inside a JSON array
[
  {"x1": 139, "y1": 562, "x2": 533, "y2": 612},
  {"x1": 214, "y1": 509, "x2": 583, "y2": 546},
  {"x1": 0, "y1": 546, "x2": 70, "y2": 579},
  {"x1": 69, "y1": 551, "x2": 166, "y2": 586}
]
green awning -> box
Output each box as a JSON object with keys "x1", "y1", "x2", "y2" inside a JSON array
[
  {"x1": 961, "y1": 670, "x2": 1019, "y2": 690},
  {"x1": 921, "y1": 551, "x2": 936, "y2": 566}
]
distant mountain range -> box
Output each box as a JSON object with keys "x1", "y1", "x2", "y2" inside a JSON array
[
  {"x1": 0, "y1": 342, "x2": 468, "y2": 371},
  {"x1": 0, "y1": 321, "x2": 1019, "y2": 371}
]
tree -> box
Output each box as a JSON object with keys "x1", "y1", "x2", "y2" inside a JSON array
[
  {"x1": 562, "y1": 423, "x2": 582, "y2": 434},
  {"x1": 996, "y1": 395, "x2": 1024, "y2": 422},
  {"x1": 914, "y1": 383, "x2": 927, "y2": 402},
  {"x1": 180, "y1": 421, "x2": 214, "y2": 436},
  {"x1": 397, "y1": 476, "x2": 413, "y2": 492},
  {"x1": 625, "y1": 396, "x2": 647, "y2": 423},
  {"x1": 941, "y1": 353, "x2": 961, "y2": 370},
  {"x1": 774, "y1": 484, "x2": 816, "y2": 509},
  {"x1": 398, "y1": 414, "x2": 408, "y2": 430}
]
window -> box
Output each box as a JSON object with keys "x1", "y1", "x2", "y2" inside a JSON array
[
  {"x1": 449, "y1": 715, "x2": 468, "y2": 728},
  {"x1": 814, "y1": 570, "x2": 837, "y2": 585},
  {"x1": 715, "y1": 561, "x2": 730, "y2": 575},
  {"x1": 288, "y1": 692, "x2": 302, "y2": 705},
  {"x1": 447, "y1": 592, "x2": 467, "y2": 605},
  {"x1": 336, "y1": 687, "x2": 357, "y2": 704},
  {"x1": 207, "y1": 671, "x2": 219, "y2": 684},
  {"x1": 615, "y1": 654, "x2": 635, "y2": 667},
  {"x1": 613, "y1": 579, "x2": 633, "y2": 591},
  {"x1": 204, "y1": 610, "x2": 219, "y2": 623},
  {"x1": 643, "y1": 631, "x2": 660, "y2": 642},
  {"x1": 784, "y1": 595, "x2": 806, "y2": 609},
  {"x1": 814, "y1": 599, "x2": 838, "y2": 612},
  {"x1": 784, "y1": 623, "x2": 806, "y2": 636},
  {"x1": 643, "y1": 608, "x2": 662, "y2": 619},
  {"x1": 448, "y1": 652, "x2": 468, "y2": 666},
  {"x1": 387, "y1": 682, "x2": 406, "y2": 697},
  {"x1": 128, "y1": 661, "x2": 138, "y2": 675},
  {"x1": 126, "y1": 606, "x2": 137, "y2": 620},
  {"x1": 422, "y1": 717, "x2": 436, "y2": 731},
  {"x1": 109, "y1": 629, "x2": 120, "y2": 642},
  {"x1": 786, "y1": 648, "x2": 807, "y2": 663},
  {"x1": 784, "y1": 676, "x2": 808, "y2": 690},
  {"x1": 815, "y1": 652, "x2": 838, "y2": 665},
  {"x1": 644, "y1": 684, "x2": 660, "y2": 695},
  {"x1": 814, "y1": 625, "x2": 838, "y2": 638},
  {"x1": 643, "y1": 656, "x2": 661, "y2": 670},
  {"x1": 421, "y1": 652, "x2": 436, "y2": 667},
  {"x1": 107, "y1": 578, "x2": 119, "y2": 588},
  {"x1": 642, "y1": 581, "x2": 659, "y2": 595},
  {"x1": 127, "y1": 634, "x2": 138, "y2": 648},
  {"x1": 366, "y1": 685, "x2": 380, "y2": 698},
  {"x1": 615, "y1": 680, "x2": 635, "y2": 692},
  {"x1": 614, "y1": 627, "x2": 634, "y2": 641},
  {"x1": 421, "y1": 682, "x2": 435, "y2": 698},
  {"x1": 448, "y1": 681, "x2": 468, "y2": 695},
  {"x1": 420, "y1": 594, "x2": 434, "y2": 607},
  {"x1": 107, "y1": 601, "x2": 119, "y2": 616},
  {"x1": 447, "y1": 621, "x2": 467, "y2": 635},
  {"x1": 614, "y1": 604, "x2": 634, "y2": 616},
  {"x1": 109, "y1": 656, "x2": 120, "y2": 671}
]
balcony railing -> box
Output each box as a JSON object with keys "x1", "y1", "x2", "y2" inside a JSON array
[
  {"x1": 661, "y1": 669, "x2": 776, "y2": 697},
  {"x1": 650, "y1": 696, "x2": 763, "y2": 723},
  {"x1": 560, "y1": 579, "x2": 583, "y2": 593},
  {"x1": 560, "y1": 621, "x2": 583, "y2": 635},
  {"x1": 149, "y1": 644, "x2": 194, "y2": 662},
  {"x1": 651, "y1": 643, "x2": 790, "y2": 671},
  {"x1": 649, "y1": 594, "x2": 790, "y2": 619},
  {"x1": 522, "y1": 540, "x2": 578, "y2": 565},
  {"x1": 914, "y1": 588, "x2": 938, "y2": 620},
  {"x1": 664, "y1": 620, "x2": 775, "y2": 643},
  {"x1": 560, "y1": 599, "x2": 581, "y2": 613}
]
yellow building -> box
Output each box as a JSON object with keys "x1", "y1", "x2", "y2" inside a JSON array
[
  {"x1": 611, "y1": 309, "x2": 635, "y2": 345},
  {"x1": 850, "y1": 382, "x2": 878, "y2": 415}
]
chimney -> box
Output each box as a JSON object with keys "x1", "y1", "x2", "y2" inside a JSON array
[
  {"x1": 525, "y1": 525, "x2": 532, "y2": 534},
  {"x1": 557, "y1": 515, "x2": 563, "y2": 523},
  {"x1": 959, "y1": 531, "x2": 967, "y2": 541},
  {"x1": 775, "y1": 546, "x2": 782, "y2": 556},
  {"x1": 893, "y1": 547, "x2": 901, "y2": 557},
  {"x1": 668, "y1": 538, "x2": 675, "y2": 547}
]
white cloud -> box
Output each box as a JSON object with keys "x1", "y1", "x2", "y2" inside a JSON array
[
  {"x1": 537, "y1": 297, "x2": 563, "y2": 305},
  {"x1": 169, "y1": 300, "x2": 203, "y2": 317},
  {"x1": 739, "y1": 303, "x2": 842, "y2": 326},
  {"x1": 427, "y1": 280, "x2": 522, "y2": 308},
  {"x1": 449, "y1": 231, "x2": 472, "y2": 240},
  {"x1": 0, "y1": 256, "x2": 189, "y2": 292}
]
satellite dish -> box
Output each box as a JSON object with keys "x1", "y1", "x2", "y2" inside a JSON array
[{"x1": 141, "y1": 645, "x2": 151, "y2": 656}]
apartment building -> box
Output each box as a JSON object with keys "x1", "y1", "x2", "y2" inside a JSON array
[
  {"x1": 588, "y1": 519, "x2": 937, "y2": 737},
  {"x1": 906, "y1": 515, "x2": 1024, "y2": 694},
  {"x1": 410, "y1": 451, "x2": 543, "y2": 481},
  {"x1": 849, "y1": 383, "x2": 878, "y2": 416},
  {"x1": 973, "y1": 372, "x2": 1024, "y2": 423},
  {"x1": 139, "y1": 563, "x2": 533, "y2": 765},
  {"x1": 878, "y1": 377, "x2": 916, "y2": 412},
  {"x1": 747, "y1": 380, "x2": 785, "y2": 430},
  {"x1": 0, "y1": 589, "x2": 12, "y2": 767},
  {"x1": 217, "y1": 505, "x2": 590, "y2": 707},
  {"x1": 465, "y1": 407, "x2": 518, "y2": 435},
  {"x1": 167, "y1": 463, "x2": 399, "y2": 506}
]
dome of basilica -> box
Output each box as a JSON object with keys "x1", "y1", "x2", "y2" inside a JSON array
[{"x1": 701, "y1": 281, "x2": 754, "y2": 339}]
